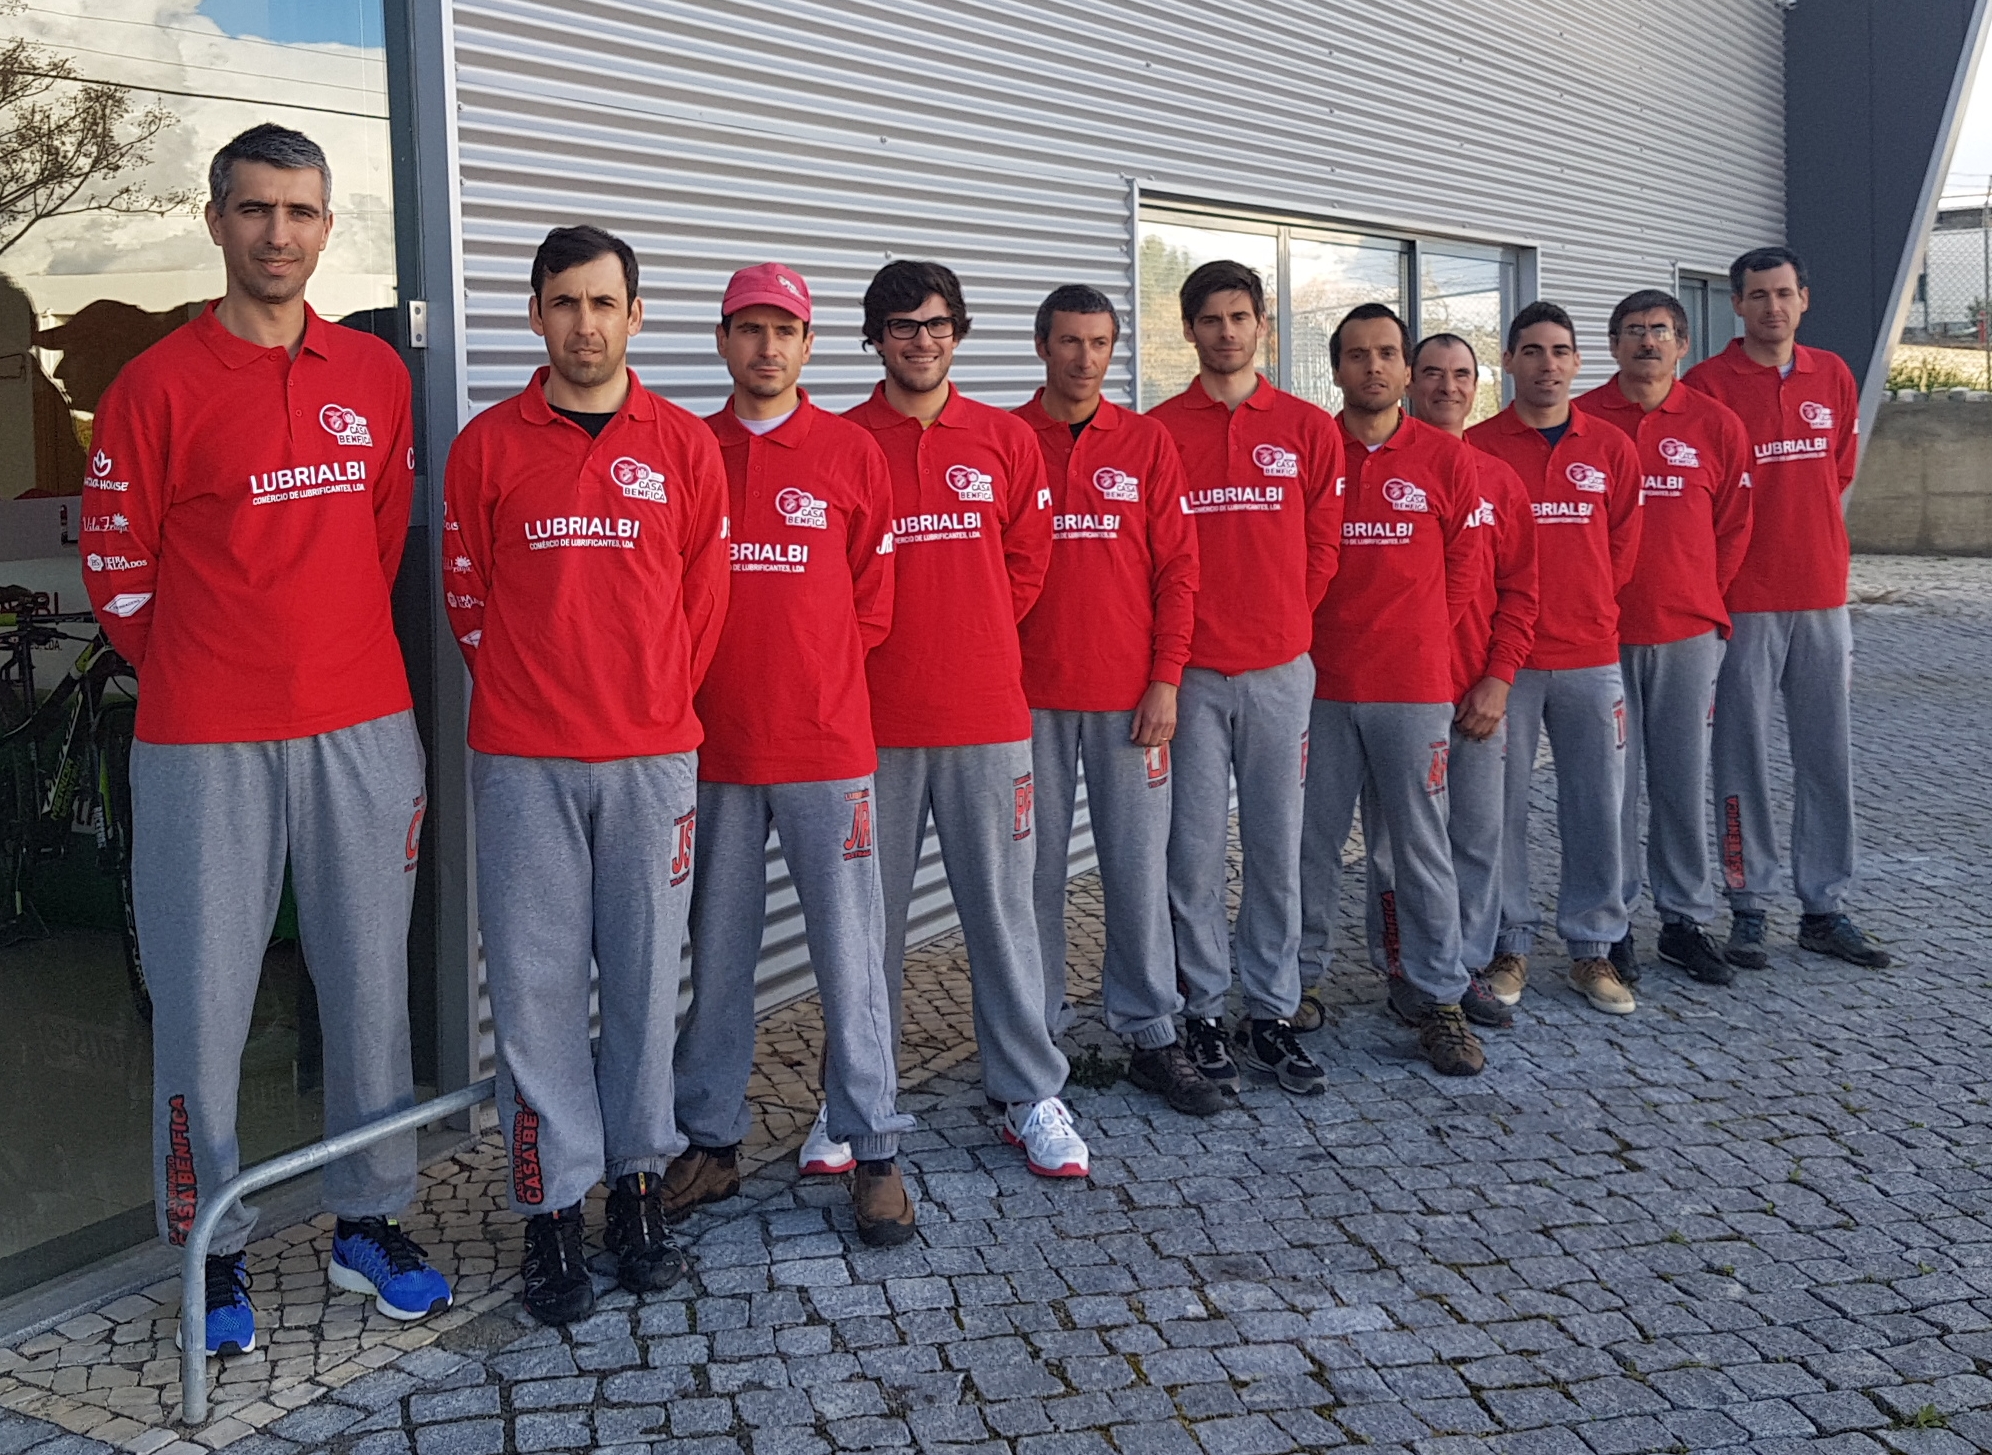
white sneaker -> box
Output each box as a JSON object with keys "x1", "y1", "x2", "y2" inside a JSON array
[
  {"x1": 797, "y1": 1105, "x2": 854, "y2": 1176},
  {"x1": 1001, "y1": 1097, "x2": 1090, "y2": 1178}
]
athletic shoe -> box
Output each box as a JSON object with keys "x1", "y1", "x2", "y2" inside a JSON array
[
  {"x1": 329, "y1": 1218, "x2": 453, "y2": 1320},
  {"x1": 1001, "y1": 1097, "x2": 1090, "y2": 1178},
  {"x1": 1418, "y1": 1004, "x2": 1486, "y2": 1077},
  {"x1": 1460, "y1": 978, "x2": 1515, "y2": 1029},
  {"x1": 1127, "y1": 1040, "x2": 1226, "y2": 1117},
  {"x1": 1234, "y1": 1018, "x2": 1327, "y2": 1096},
  {"x1": 1290, "y1": 986, "x2": 1328, "y2": 1033},
  {"x1": 798, "y1": 1105, "x2": 855, "y2": 1176},
  {"x1": 1569, "y1": 957, "x2": 1637, "y2": 1014},
  {"x1": 1799, "y1": 912, "x2": 1893, "y2": 968},
  {"x1": 190, "y1": 1252, "x2": 255, "y2": 1357},
  {"x1": 1725, "y1": 909, "x2": 1770, "y2": 969},
  {"x1": 1608, "y1": 934, "x2": 1641, "y2": 986},
  {"x1": 1483, "y1": 953, "x2": 1528, "y2": 1006},
  {"x1": 603, "y1": 1172, "x2": 690, "y2": 1294},
  {"x1": 1184, "y1": 1016, "x2": 1240, "y2": 1091},
  {"x1": 662, "y1": 1146, "x2": 739, "y2": 1222},
  {"x1": 852, "y1": 1160, "x2": 918, "y2": 1247},
  {"x1": 1658, "y1": 920, "x2": 1735, "y2": 985},
  {"x1": 521, "y1": 1203, "x2": 595, "y2": 1326},
  {"x1": 1385, "y1": 972, "x2": 1436, "y2": 1027}
]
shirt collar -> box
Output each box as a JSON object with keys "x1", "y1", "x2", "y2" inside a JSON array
[
  {"x1": 708, "y1": 389, "x2": 817, "y2": 448},
  {"x1": 860, "y1": 379, "x2": 966, "y2": 429},
  {"x1": 1598, "y1": 375, "x2": 1687, "y2": 414},
  {"x1": 1719, "y1": 337, "x2": 1815, "y2": 376},
  {"x1": 1020, "y1": 389, "x2": 1123, "y2": 433},
  {"x1": 1337, "y1": 408, "x2": 1412, "y2": 451},
  {"x1": 1181, "y1": 373, "x2": 1274, "y2": 411},
  {"x1": 192, "y1": 300, "x2": 332, "y2": 370},
  {"x1": 1492, "y1": 401, "x2": 1594, "y2": 437},
  {"x1": 520, "y1": 366, "x2": 658, "y2": 426}
]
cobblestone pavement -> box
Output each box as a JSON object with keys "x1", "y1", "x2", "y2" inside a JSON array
[{"x1": 4, "y1": 553, "x2": 1992, "y2": 1455}]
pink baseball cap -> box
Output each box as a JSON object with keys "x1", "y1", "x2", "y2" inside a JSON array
[{"x1": 722, "y1": 262, "x2": 812, "y2": 322}]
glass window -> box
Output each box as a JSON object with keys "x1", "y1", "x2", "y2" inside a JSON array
[
  {"x1": 1138, "y1": 215, "x2": 1277, "y2": 409},
  {"x1": 1680, "y1": 271, "x2": 1741, "y2": 366},
  {"x1": 1418, "y1": 245, "x2": 1511, "y2": 427},
  {"x1": 1288, "y1": 231, "x2": 1406, "y2": 411}
]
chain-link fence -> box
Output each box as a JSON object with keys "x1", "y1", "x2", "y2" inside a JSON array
[{"x1": 1896, "y1": 184, "x2": 1992, "y2": 390}]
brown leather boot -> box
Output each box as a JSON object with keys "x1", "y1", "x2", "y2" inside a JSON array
[
  {"x1": 661, "y1": 1146, "x2": 739, "y2": 1223},
  {"x1": 852, "y1": 1160, "x2": 917, "y2": 1248}
]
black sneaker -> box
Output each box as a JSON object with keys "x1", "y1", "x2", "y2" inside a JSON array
[
  {"x1": 521, "y1": 1203, "x2": 595, "y2": 1325},
  {"x1": 1607, "y1": 934, "x2": 1641, "y2": 986},
  {"x1": 1725, "y1": 909, "x2": 1770, "y2": 969},
  {"x1": 1657, "y1": 920, "x2": 1734, "y2": 985},
  {"x1": 1127, "y1": 1040, "x2": 1226, "y2": 1117},
  {"x1": 1459, "y1": 977, "x2": 1515, "y2": 1029},
  {"x1": 1183, "y1": 1016, "x2": 1239, "y2": 1091},
  {"x1": 603, "y1": 1172, "x2": 691, "y2": 1294},
  {"x1": 1233, "y1": 1018, "x2": 1326, "y2": 1096},
  {"x1": 1798, "y1": 912, "x2": 1892, "y2": 969}
]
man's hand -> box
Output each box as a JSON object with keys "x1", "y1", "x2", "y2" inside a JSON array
[
  {"x1": 1130, "y1": 680, "x2": 1178, "y2": 747},
  {"x1": 1454, "y1": 675, "x2": 1510, "y2": 740}
]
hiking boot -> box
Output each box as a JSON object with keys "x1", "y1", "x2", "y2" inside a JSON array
[
  {"x1": 1799, "y1": 912, "x2": 1892, "y2": 968},
  {"x1": 1460, "y1": 977, "x2": 1515, "y2": 1029},
  {"x1": 1128, "y1": 1039, "x2": 1227, "y2": 1116},
  {"x1": 852, "y1": 1160, "x2": 918, "y2": 1247},
  {"x1": 1385, "y1": 972, "x2": 1436, "y2": 1027},
  {"x1": 1483, "y1": 952, "x2": 1528, "y2": 1006},
  {"x1": 1725, "y1": 909, "x2": 1770, "y2": 969},
  {"x1": 1569, "y1": 957, "x2": 1637, "y2": 1015},
  {"x1": 329, "y1": 1217, "x2": 452, "y2": 1320},
  {"x1": 1234, "y1": 1018, "x2": 1327, "y2": 1096},
  {"x1": 661, "y1": 1146, "x2": 739, "y2": 1223},
  {"x1": 1658, "y1": 920, "x2": 1734, "y2": 985},
  {"x1": 1290, "y1": 986, "x2": 1328, "y2": 1032},
  {"x1": 521, "y1": 1204, "x2": 595, "y2": 1325},
  {"x1": 1608, "y1": 933, "x2": 1641, "y2": 986},
  {"x1": 604, "y1": 1172, "x2": 690, "y2": 1294},
  {"x1": 1419, "y1": 1003, "x2": 1486, "y2": 1076},
  {"x1": 1184, "y1": 1016, "x2": 1240, "y2": 1091}
]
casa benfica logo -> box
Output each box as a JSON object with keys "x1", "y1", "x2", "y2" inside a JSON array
[
  {"x1": 1144, "y1": 744, "x2": 1170, "y2": 788},
  {"x1": 1299, "y1": 729, "x2": 1309, "y2": 785},
  {"x1": 1722, "y1": 795, "x2": 1747, "y2": 890},
  {"x1": 165, "y1": 1094, "x2": 197, "y2": 1244},
  {"x1": 1378, "y1": 889, "x2": 1402, "y2": 973},
  {"x1": 1425, "y1": 740, "x2": 1450, "y2": 797},
  {"x1": 404, "y1": 794, "x2": 426, "y2": 873},
  {"x1": 1612, "y1": 698, "x2": 1627, "y2": 749},
  {"x1": 1011, "y1": 772, "x2": 1034, "y2": 842},
  {"x1": 670, "y1": 808, "x2": 696, "y2": 885},
  {"x1": 612, "y1": 456, "x2": 668, "y2": 503},
  {"x1": 511, "y1": 1093, "x2": 544, "y2": 1205},
  {"x1": 842, "y1": 787, "x2": 873, "y2": 861},
  {"x1": 320, "y1": 403, "x2": 373, "y2": 446}
]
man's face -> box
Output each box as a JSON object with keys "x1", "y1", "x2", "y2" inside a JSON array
[
  {"x1": 1036, "y1": 309, "x2": 1115, "y2": 408},
  {"x1": 1609, "y1": 306, "x2": 1689, "y2": 385},
  {"x1": 1185, "y1": 288, "x2": 1266, "y2": 377},
  {"x1": 716, "y1": 304, "x2": 812, "y2": 399},
  {"x1": 530, "y1": 253, "x2": 642, "y2": 390},
  {"x1": 1503, "y1": 321, "x2": 1581, "y2": 411},
  {"x1": 1410, "y1": 340, "x2": 1479, "y2": 431},
  {"x1": 1734, "y1": 263, "x2": 1809, "y2": 347},
  {"x1": 1332, "y1": 316, "x2": 1410, "y2": 415},
  {"x1": 204, "y1": 161, "x2": 332, "y2": 306},
  {"x1": 878, "y1": 291, "x2": 958, "y2": 395}
]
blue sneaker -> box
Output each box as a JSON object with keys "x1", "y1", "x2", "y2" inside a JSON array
[
  {"x1": 181, "y1": 1252, "x2": 255, "y2": 1357},
  {"x1": 329, "y1": 1217, "x2": 452, "y2": 1321}
]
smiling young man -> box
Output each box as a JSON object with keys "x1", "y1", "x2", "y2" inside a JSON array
[
  {"x1": 1013, "y1": 284, "x2": 1216, "y2": 1116},
  {"x1": 1149, "y1": 260, "x2": 1345, "y2": 1095},
  {"x1": 1683, "y1": 247, "x2": 1886, "y2": 971},
  {"x1": 666, "y1": 263, "x2": 916, "y2": 1246},
  {"x1": 1576, "y1": 289, "x2": 1753, "y2": 988},
  {"x1": 1466, "y1": 302, "x2": 1643, "y2": 1015},
  {"x1": 443, "y1": 226, "x2": 729, "y2": 1323},
  {"x1": 844, "y1": 260, "x2": 1090, "y2": 1179},
  {"x1": 83, "y1": 124, "x2": 451, "y2": 1358}
]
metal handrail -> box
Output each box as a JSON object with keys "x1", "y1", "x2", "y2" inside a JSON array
[{"x1": 180, "y1": 1077, "x2": 496, "y2": 1426}]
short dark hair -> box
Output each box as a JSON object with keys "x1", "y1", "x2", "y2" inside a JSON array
[
  {"x1": 1328, "y1": 302, "x2": 1411, "y2": 368},
  {"x1": 1730, "y1": 245, "x2": 1809, "y2": 296},
  {"x1": 531, "y1": 225, "x2": 639, "y2": 304},
  {"x1": 1609, "y1": 288, "x2": 1690, "y2": 340},
  {"x1": 209, "y1": 123, "x2": 330, "y2": 210},
  {"x1": 1506, "y1": 300, "x2": 1578, "y2": 353},
  {"x1": 1034, "y1": 284, "x2": 1120, "y2": 343},
  {"x1": 1179, "y1": 259, "x2": 1266, "y2": 324},
  {"x1": 862, "y1": 259, "x2": 972, "y2": 347},
  {"x1": 1412, "y1": 332, "x2": 1477, "y2": 371}
]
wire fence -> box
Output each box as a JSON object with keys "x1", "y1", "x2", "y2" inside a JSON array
[{"x1": 1898, "y1": 179, "x2": 1992, "y2": 389}]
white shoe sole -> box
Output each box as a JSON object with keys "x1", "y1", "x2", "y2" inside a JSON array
[
  {"x1": 175, "y1": 1324, "x2": 255, "y2": 1356},
  {"x1": 999, "y1": 1125, "x2": 1089, "y2": 1178},
  {"x1": 1571, "y1": 983, "x2": 1637, "y2": 1015},
  {"x1": 798, "y1": 1153, "x2": 855, "y2": 1176},
  {"x1": 328, "y1": 1258, "x2": 450, "y2": 1321},
  {"x1": 1488, "y1": 985, "x2": 1525, "y2": 1007}
]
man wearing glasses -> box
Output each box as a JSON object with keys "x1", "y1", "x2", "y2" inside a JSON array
[{"x1": 843, "y1": 260, "x2": 1090, "y2": 1179}]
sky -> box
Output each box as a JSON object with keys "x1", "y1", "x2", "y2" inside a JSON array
[{"x1": 1946, "y1": 51, "x2": 1992, "y2": 204}]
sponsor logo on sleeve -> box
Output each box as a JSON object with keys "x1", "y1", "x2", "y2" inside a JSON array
[
  {"x1": 445, "y1": 591, "x2": 484, "y2": 609},
  {"x1": 1566, "y1": 462, "x2": 1609, "y2": 493},
  {"x1": 1658, "y1": 437, "x2": 1700, "y2": 468},
  {"x1": 87, "y1": 449, "x2": 129, "y2": 492},
  {"x1": 459, "y1": 629, "x2": 483, "y2": 648},
  {"x1": 1799, "y1": 400, "x2": 1834, "y2": 429},
  {"x1": 775, "y1": 487, "x2": 828, "y2": 529},
  {"x1": 91, "y1": 449, "x2": 112, "y2": 478},
  {"x1": 945, "y1": 464, "x2": 995, "y2": 502},
  {"x1": 1252, "y1": 443, "x2": 1299, "y2": 478},
  {"x1": 102, "y1": 592, "x2": 152, "y2": 617},
  {"x1": 319, "y1": 403, "x2": 373, "y2": 446},
  {"x1": 85, "y1": 552, "x2": 148, "y2": 572},
  {"x1": 611, "y1": 456, "x2": 668, "y2": 502},
  {"x1": 1466, "y1": 496, "x2": 1496, "y2": 528},
  {"x1": 1093, "y1": 466, "x2": 1140, "y2": 501},
  {"x1": 81, "y1": 513, "x2": 129, "y2": 534},
  {"x1": 1382, "y1": 476, "x2": 1429, "y2": 512}
]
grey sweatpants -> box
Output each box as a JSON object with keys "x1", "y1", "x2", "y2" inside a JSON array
[
  {"x1": 1300, "y1": 700, "x2": 1466, "y2": 1004},
  {"x1": 876, "y1": 741, "x2": 1069, "y2": 1106},
  {"x1": 474, "y1": 750, "x2": 696, "y2": 1215},
  {"x1": 1031, "y1": 709, "x2": 1180, "y2": 1050},
  {"x1": 1712, "y1": 608, "x2": 1857, "y2": 915},
  {"x1": 1169, "y1": 655, "x2": 1315, "y2": 1023},
  {"x1": 133, "y1": 710, "x2": 424, "y2": 1254},
  {"x1": 1621, "y1": 631, "x2": 1725, "y2": 924},
  {"x1": 1499, "y1": 665, "x2": 1629, "y2": 961},
  {"x1": 677, "y1": 777, "x2": 911, "y2": 1161}
]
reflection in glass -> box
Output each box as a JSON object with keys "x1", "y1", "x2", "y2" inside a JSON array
[
  {"x1": 1419, "y1": 248, "x2": 1507, "y2": 426},
  {"x1": 1288, "y1": 232, "x2": 1406, "y2": 412},
  {"x1": 1137, "y1": 218, "x2": 1277, "y2": 407}
]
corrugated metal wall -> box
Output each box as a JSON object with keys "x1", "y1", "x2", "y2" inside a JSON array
[{"x1": 447, "y1": 0, "x2": 1784, "y2": 1070}]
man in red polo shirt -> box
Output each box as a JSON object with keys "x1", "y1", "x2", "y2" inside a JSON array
[
  {"x1": 84, "y1": 124, "x2": 450, "y2": 1358},
  {"x1": 1577, "y1": 289, "x2": 1753, "y2": 988},
  {"x1": 1466, "y1": 301, "x2": 1643, "y2": 1015},
  {"x1": 845, "y1": 260, "x2": 1090, "y2": 1179},
  {"x1": 1684, "y1": 246, "x2": 1887, "y2": 971},
  {"x1": 1150, "y1": 260, "x2": 1344, "y2": 1095},
  {"x1": 443, "y1": 226, "x2": 729, "y2": 1323},
  {"x1": 664, "y1": 263, "x2": 915, "y2": 1245},
  {"x1": 1012, "y1": 284, "x2": 1216, "y2": 1117}
]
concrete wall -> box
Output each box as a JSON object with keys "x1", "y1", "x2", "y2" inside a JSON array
[{"x1": 1850, "y1": 395, "x2": 1992, "y2": 554}]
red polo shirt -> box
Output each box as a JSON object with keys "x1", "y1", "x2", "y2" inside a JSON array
[
  {"x1": 1014, "y1": 392, "x2": 1199, "y2": 712},
  {"x1": 442, "y1": 368, "x2": 730, "y2": 761},
  {"x1": 1450, "y1": 450, "x2": 1540, "y2": 700},
  {"x1": 1148, "y1": 375, "x2": 1344, "y2": 675},
  {"x1": 1576, "y1": 376, "x2": 1754, "y2": 645},
  {"x1": 1311, "y1": 413, "x2": 1477, "y2": 704},
  {"x1": 1683, "y1": 339, "x2": 1858, "y2": 614},
  {"x1": 1466, "y1": 403, "x2": 1642, "y2": 671},
  {"x1": 82, "y1": 303, "x2": 415, "y2": 744},
  {"x1": 845, "y1": 383, "x2": 1051, "y2": 748},
  {"x1": 694, "y1": 394, "x2": 895, "y2": 784}
]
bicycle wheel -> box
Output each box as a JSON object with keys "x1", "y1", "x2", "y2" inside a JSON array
[{"x1": 96, "y1": 699, "x2": 149, "y2": 1024}]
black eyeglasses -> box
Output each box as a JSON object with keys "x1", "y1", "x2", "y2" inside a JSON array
[{"x1": 883, "y1": 315, "x2": 958, "y2": 340}]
